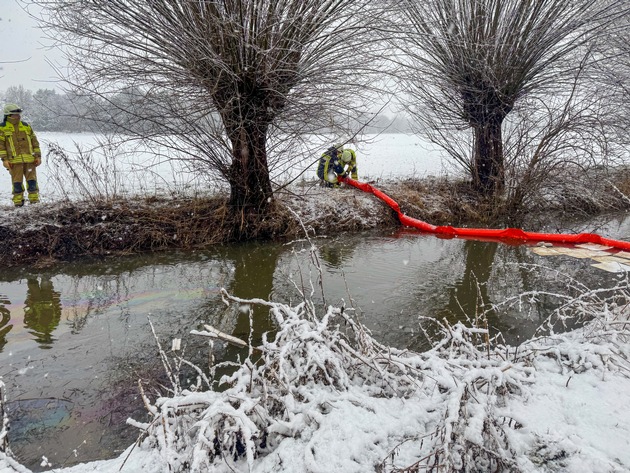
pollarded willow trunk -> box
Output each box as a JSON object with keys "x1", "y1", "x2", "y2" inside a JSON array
[
  {"x1": 226, "y1": 120, "x2": 274, "y2": 236},
  {"x1": 214, "y1": 76, "x2": 284, "y2": 238},
  {"x1": 472, "y1": 118, "x2": 505, "y2": 196}
]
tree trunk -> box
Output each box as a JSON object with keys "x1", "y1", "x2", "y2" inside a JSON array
[
  {"x1": 227, "y1": 123, "x2": 273, "y2": 231},
  {"x1": 472, "y1": 117, "x2": 505, "y2": 196}
]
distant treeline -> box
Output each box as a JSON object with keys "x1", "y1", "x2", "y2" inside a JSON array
[{"x1": 1, "y1": 85, "x2": 413, "y2": 134}]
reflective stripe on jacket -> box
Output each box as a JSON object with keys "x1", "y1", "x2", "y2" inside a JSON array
[{"x1": 0, "y1": 119, "x2": 41, "y2": 164}]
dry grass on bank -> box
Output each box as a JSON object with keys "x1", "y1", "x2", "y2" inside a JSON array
[
  {"x1": 1, "y1": 171, "x2": 630, "y2": 268},
  {"x1": 0, "y1": 183, "x2": 397, "y2": 268}
]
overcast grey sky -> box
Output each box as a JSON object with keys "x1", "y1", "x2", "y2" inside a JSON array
[{"x1": 0, "y1": 0, "x2": 63, "y2": 92}]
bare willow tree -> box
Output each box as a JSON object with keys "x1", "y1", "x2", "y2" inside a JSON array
[
  {"x1": 31, "y1": 0, "x2": 384, "y2": 232},
  {"x1": 391, "y1": 0, "x2": 623, "y2": 197},
  {"x1": 594, "y1": 4, "x2": 630, "y2": 150}
]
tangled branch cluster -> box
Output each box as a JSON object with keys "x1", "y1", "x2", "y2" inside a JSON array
[
  {"x1": 116, "y1": 228, "x2": 630, "y2": 473},
  {"x1": 129, "y1": 288, "x2": 544, "y2": 472}
]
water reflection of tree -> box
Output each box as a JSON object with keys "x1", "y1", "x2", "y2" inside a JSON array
[
  {"x1": 439, "y1": 241, "x2": 498, "y2": 326},
  {"x1": 419, "y1": 240, "x2": 603, "y2": 348},
  {"x1": 318, "y1": 239, "x2": 356, "y2": 269},
  {"x1": 24, "y1": 277, "x2": 62, "y2": 348},
  {"x1": 227, "y1": 244, "x2": 282, "y2": 343},
  {"x1": 192, "y1": 243, "x2": 284, "y2": 377},
  {"x1": 65, "y1": 275, "x2": 133, "y2": 334},
  {"x1": 0, "y1": 294, "x2": 12, "y2": 352}
]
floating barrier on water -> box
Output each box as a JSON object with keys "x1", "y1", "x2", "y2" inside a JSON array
[{"x1": 340, "y1": 176, "x2": 630, "y2": 254}]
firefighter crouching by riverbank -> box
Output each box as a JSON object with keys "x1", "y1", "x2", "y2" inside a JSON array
[
  {"x1": 317, "y1": 143, "x2": 358, "y2": 188},
  {"x1": 0, "y1": 103, "x2": 42, "y2": 207}
]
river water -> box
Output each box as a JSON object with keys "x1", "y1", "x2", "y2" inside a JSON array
[{"x1": 2, "y1": 219, "x2": 630, "y2": 470}]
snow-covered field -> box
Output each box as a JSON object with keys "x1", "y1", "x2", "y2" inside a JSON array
[{"x1": 0, "y1": 132, "x2": 453, "y2": 204}]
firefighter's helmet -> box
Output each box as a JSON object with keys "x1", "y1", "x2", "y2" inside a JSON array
[{"x1": 3, "y1": 103, "x2": 23, "y2": 115}]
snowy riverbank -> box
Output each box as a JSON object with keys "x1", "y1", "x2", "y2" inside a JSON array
[{"x1": 3, "y1": 276, "x2": 630, "y2": 473}]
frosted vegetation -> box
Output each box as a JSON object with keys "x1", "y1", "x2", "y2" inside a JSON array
[{"x1": 125, "y1": 258, "x2": 630, "y2": 472}]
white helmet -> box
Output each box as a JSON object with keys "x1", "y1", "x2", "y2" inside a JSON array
[
  {"x1": 3, "y1": 103, "x2": 22, "y2": 115},
  {"x1": 341, "y1": 149, "x2": 353, "y2": 163}
]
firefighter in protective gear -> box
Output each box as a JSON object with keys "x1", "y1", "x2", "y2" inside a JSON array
[
  {"x1": 1, "y1": 103, "x2": 42, "y2": 206},
  {"x1": 339, "y1": 148, "x2": 358, "y2": 180},
  {"x1": 317, "y1": 143, "x2": 358, "y2": 188}
]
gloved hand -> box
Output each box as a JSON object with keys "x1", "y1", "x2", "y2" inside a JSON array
[
  {"x1": 2, "y1": 160, "x2": 10, "y2": 170},
  {"x1": 34, "y1": 157, "x2": 41, "y2": 167}
]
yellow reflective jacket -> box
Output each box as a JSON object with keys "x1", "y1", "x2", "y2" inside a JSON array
[
  {"x1": 0, "y1": 118, "x2": 41, "y2": 164},
  {"x1": 341, "y1": 149, "x2": 358, "y2": 180}
]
